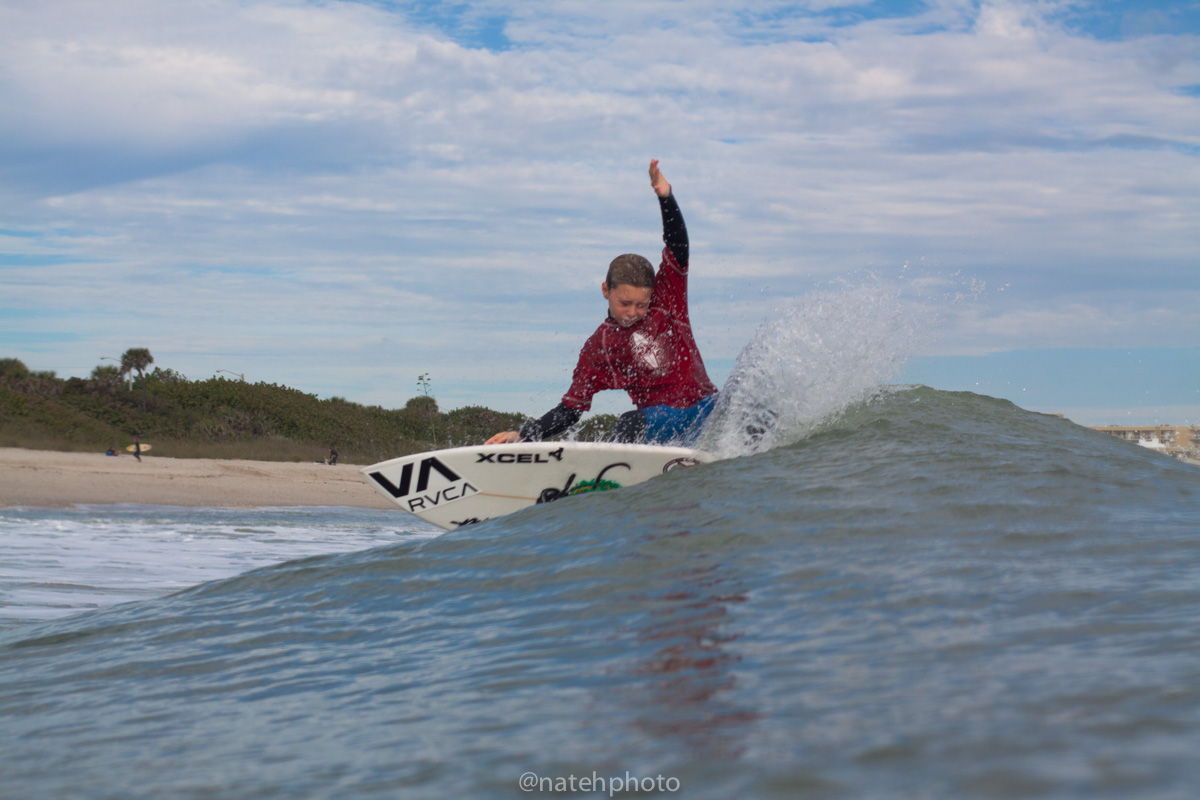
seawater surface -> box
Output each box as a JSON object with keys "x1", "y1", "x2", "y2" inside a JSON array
[
  {"x1": 0, "y1": 505, "x2": 435, "y2": 628},
  {"x1": 2, "y1": 387, "x2": 1200, "y2": 799}
]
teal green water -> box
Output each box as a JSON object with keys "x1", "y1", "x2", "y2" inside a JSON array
[{"x1": 2, "y1": 388, "x2": 1199, "y2": 799}]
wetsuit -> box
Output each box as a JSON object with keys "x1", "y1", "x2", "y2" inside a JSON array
[{"x1": 519, "y1": 191, "x2": 718, "y2": 445}]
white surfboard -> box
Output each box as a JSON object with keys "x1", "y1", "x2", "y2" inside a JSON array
[{"x1": 361, "y1": 441, "x2": 711, "y2": 530}]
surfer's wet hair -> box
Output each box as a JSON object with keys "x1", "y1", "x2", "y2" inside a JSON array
[{"x1": 606, "y1": 254, "x2": 655, "y2": 289}]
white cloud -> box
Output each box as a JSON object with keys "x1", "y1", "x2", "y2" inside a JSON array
[{"x1": 1, "y1": 0, "x2": 1198, "y2": 418}]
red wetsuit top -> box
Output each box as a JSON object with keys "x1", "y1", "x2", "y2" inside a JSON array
[
  {"x1": 518, "y1": 191, "x2": 715, "y2": 442},
  {"x1": 563, "y1": 247, "x2": 716, "y2": 411}
]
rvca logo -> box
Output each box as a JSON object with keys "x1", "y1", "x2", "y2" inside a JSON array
[{"x1": 369, "y1": 457, "x2": 478, "y2": 512}]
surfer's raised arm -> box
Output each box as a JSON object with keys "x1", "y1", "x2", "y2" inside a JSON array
[
  {"x1": 655, "y1": 169, "x2": 688, "y2": 272},
  {"x1": 486, "y1": 158, "x2": 716, "y2": 447},
  {"x1": 649, "y1": 158, "x2": 670, "y2": 198}
]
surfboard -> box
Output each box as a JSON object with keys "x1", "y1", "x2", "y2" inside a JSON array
[
  {"x1": 125, "y1": 443, "x2": 151, "y2": 453},
  {"x1": 361, "y1": 441, "x2": 710, "y2": 530}
]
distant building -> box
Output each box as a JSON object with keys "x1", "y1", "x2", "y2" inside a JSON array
[{"x1": 1092, "y1": 425, "x2": 1198, "y2": 463}]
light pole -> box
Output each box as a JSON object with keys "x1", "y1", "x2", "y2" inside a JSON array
[
  {"x1": 101, "y1": 356, "x2": 131, "y2": 390},
  {"x1": 216, "y1": 370, "x2": 245, "y2": 381}
]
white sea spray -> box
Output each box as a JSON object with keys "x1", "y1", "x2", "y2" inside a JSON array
[{"x1": 701, "y1": 280, "x2": 933, "y2": 457}]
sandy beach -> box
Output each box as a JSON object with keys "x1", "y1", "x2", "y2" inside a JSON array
[{"x1": 0, "y1": 447, "x2": 395, "y2": 509}]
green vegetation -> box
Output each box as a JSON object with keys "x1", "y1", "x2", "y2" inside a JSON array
[{"x1": 0, "y1": 353, "x2": 617, "y2": 463}]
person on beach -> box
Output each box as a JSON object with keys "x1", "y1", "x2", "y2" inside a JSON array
[
  {"x1": 133, "y1": 433, "x2": 142, "y2": 462},
  {"x1": 487, "y1": 159, "x2": 717, "y2": 447}
]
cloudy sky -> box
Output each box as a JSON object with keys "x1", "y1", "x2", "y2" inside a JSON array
[{"x1": 2, "y1": 0, "x2": 1197, "y2": 427}]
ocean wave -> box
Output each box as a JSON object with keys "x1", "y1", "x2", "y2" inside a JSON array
[{"x1": 2, "y1": 388, "x2": 1199, "y2": 799}]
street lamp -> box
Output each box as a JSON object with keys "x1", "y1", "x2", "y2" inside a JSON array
[
  {"x1": 101, "y1": 356, "x2": 132, "y2": 390},
  {"x1": 216, "y1": 370, "x2": 245, "y2": 381}
]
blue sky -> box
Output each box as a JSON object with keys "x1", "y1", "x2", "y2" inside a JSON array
[{"x1": 1, "y1": 0, "x2": 1197, "y2": 427}]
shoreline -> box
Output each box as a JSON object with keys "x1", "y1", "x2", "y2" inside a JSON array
[
  {"x1": 0, "y1": 447, "x2": 395, "y2": 510},
  {"x1": 4, "y1": 444, "x2": 1194, "y2": 511}
]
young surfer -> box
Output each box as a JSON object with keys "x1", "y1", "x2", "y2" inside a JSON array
[{"x1": 487, "y1": 159, "x2": 718, "y2": 446}]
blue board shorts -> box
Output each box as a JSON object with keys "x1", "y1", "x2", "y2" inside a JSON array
[{"x1": 642, "y1": 393, "x2": 718, "y2": 446}]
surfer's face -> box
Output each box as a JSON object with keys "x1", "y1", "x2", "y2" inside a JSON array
[{"x1": 602, "y1": 282, "x2": 652, "y2": 327}]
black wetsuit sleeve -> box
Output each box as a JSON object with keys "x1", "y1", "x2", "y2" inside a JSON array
[
  {"x1": 659, "y1": 191, "x2": 688, "y2": 269},
  {"x1": 518, "y1": 403, "x2": 584, "y2": 442}
]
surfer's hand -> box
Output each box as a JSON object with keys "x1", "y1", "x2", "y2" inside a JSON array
[
  {"x1": 649, "y1": 159, "x2": 671, "y2": 197},
  {"x1": 485, "y1": 431, "x2": 520, "y2": 445}
]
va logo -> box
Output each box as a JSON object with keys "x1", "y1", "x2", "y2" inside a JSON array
[{"x1": 369, "y1": 457, "x2": 478, "y2": 512}]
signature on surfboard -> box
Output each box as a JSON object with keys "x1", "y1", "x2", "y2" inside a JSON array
[{"x1": 536, "y1": 462, "x2": 632, "y2": 504}]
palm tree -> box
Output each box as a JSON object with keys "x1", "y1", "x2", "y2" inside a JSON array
[
  {"x1": 121, "y1": 347, "x2": 154, "y2": 408},
  {"x1": 120, "y1": 348, "x2": 154, "y2": 383},
  {"x1": 90, "y1": 364, "x2": 123, "y2": 393}
]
